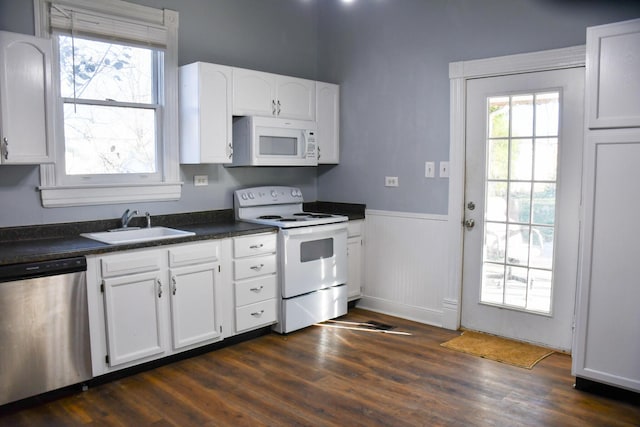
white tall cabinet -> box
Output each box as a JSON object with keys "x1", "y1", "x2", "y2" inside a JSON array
[
  {"x1": 572, "y1": 18, "x2": 640, "y2": 393},
  {"x1": 0, "y1": 31, "x2": 53, "y2": 164}
]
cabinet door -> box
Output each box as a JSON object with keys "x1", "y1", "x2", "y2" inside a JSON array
[
  {"x1": 103, "y1": 271, "x2": 165, "y2": 367},
  {"x1": 276, "y1": 76, "x2": 315, "y2": 121},
  {"x1": 347, "y1": 238, "x2": 362, "y2": 300},
  {"x1": 573, "y1": 129, "x2": 640, "y2": 392},
  {"x1": 179, "y1": 62, "x2": 233, "y2": 164},
  {"x1": 586, "y1": 19, "x2": 640, "y2": 128},
  {"x1": 169, "y1": 262, "x2": 222, "y2": 349},
  {"x1": 0, "y1": 31, "x2": 53, "y2": 164},
  {"x1": 232, "y1": 68, "x2": 276, "y2": 117},
  {"x1": 316, "y1": 82, "x2": 340, "y2": 164}
]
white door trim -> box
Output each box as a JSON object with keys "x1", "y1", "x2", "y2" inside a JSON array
[{"x1": 443, "y1": 45, "x2": 586, "y2": 330}]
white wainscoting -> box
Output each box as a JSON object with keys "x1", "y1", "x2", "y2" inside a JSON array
[{"x1": 358, "y1": 209, "x2": 449, "y2": 327}]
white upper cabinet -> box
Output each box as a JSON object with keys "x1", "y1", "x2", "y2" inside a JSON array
[
  {"x1": 0, "y1": 31, "x2": 54, "y2": 164},
  {"x1": 316, "y1": 82, "x2": 340, "y2": 164},
  {"x1": 179, "y1": 62, "x2": 233, "y2": 164},
  {"x1": 586, "y1": 18, "x2": 640, "y2": 129},
  {"x1": 233, "y1": 67, "x2": 315, "y2": 121}
]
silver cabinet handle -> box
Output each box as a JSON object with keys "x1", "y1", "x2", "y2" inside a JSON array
[
  {"x1": 276, "y1": 100, "x2": 281, "y2": 115},
  {"x1": 171, "y1": 276, "x2": 177, "y2": 295},
  {"x1": 228, "y1": 142, "x2": 233, "y2": 159},
  {"x1": 251, "y1": 310, "x2": 265, "y2": 317},
  {"x1": 2, "y1": 137, "x2": 7, "y2": 160},
  {"x1": 249, "y1": 285, "x2": 264, "y2": 292},
  {"x1": 249, "y1": 243, "x2": 264, "y2": 249},
  {"x1": 250, "y1": 264, "x2": 264, "y2": 271},
  {"x1": 157, "y1": 278, "x2": 163, "y2": 298},
  {"x1": 317, "y1": 146, "x2": 321, "y2": 160},
  {"x1": 272, "y1": 99, "x2": 276, "y2": 115}
]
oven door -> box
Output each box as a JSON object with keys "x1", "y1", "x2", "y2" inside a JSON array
[{"x1": 280, "y1": 222, "x2": 348, "y2": 298}]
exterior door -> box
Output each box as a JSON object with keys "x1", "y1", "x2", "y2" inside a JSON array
[{"x1": 461, "y1": 68, "x2": 584, "y2": 351}]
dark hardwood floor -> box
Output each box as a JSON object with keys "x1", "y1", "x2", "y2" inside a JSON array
[{"x1": 1, "y1": 308, "x2": 638, "y2": 426}]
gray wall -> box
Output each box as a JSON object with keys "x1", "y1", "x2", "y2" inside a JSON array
[
  {"x1": 0, "y1": 0, "x2": 319, "y2": 227},
  {"x1": 1, "y1": 0, "x2": 640, "y2": 226},
  {"x1": 316, "y1": 0, "x2": 640, "y2": 214}
]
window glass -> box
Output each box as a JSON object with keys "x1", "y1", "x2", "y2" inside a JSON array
[{"x1": 57, "y1": 34, "x2": 160, "y2": 178}]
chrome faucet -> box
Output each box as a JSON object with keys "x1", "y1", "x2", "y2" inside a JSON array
[
  {"x1": 145, "y1": 212, "x2": 151, "y2": 228},
  {"x1": 121, "y1": 209, "x2": 139, "y2": 228}
]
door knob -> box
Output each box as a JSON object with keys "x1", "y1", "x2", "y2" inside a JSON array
[{"x1": 464, "y1": 219, "x2": 475, "y2": 230}]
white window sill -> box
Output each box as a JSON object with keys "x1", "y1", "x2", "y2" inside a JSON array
[{"x1": 39, "y1": 182, "x2": 182, "y2": 207}]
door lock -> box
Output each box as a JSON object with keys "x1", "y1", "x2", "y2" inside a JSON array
[
  {"x1": 464, "y1": 219, "x2": 475, "y2": 230},
  {"x1": 467, "y1": 201, "x2": 476, "y2": 211}
]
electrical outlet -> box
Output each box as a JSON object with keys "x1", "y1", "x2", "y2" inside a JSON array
[
  {"x1": 439, "y1": 161, "x2": 450, "y2": 178},
  {"x1": 385, "y1": 176, "x2": 399, "y2": 187},
  {"x1": 194, "y1": 175, "x2": 209, "y2": 186},
  {"x1": 425, "y1": 161, "x2": 435, "y2": 178}
]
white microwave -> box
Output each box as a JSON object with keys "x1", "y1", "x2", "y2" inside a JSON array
[{"x1": 229, "y1": 116, "x2": 318, "y2": 166}]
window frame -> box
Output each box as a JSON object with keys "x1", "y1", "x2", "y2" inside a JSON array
[{"x1": 34, "y1": 0, "x2": 181, "y2": 207}]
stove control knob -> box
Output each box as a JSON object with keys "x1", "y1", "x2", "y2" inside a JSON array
[
  {"x1": 248, "y1": 192, "x2": 255, "y2": 200},
  {"x1": 271, "y1": 190, "x2": 278, "y2": 198},
  {"x1": 241, "y1": 193, "x2": 248, "y2": 200},
  {"x1": 291, "y1": 189, "x2": 297, "y2": 197}
]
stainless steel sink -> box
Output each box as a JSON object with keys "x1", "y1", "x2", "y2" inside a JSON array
[{"x1": 81, "y1": 227, "x2": 195, "y2": 245}]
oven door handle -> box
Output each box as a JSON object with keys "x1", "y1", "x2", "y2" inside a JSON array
[{"x1": 280, "y1": 221, "x2": 348, "y2": 237}]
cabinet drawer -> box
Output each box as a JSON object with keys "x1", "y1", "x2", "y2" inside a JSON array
[
  {"x1": 235, "y1": 275, "x2": 277, "y2": 306},
  {"x1": 233, "y1": 255, "x2": 276, "y2": 280},
  {"x1": 347, "y1": 220, "x2": 363, "y2": 237},
  {"x1": 168, "y1": 241, "x2": 220, "y2": 267},
  {"x1": 233, "y1": 233, "x2": 276, "y2": 258},
  {"x1": 100, "y1": 251, "x2": 162, "y2": 278},
  {"x1": 235, "y1": 299, "x2": 277, "y2": 333}
]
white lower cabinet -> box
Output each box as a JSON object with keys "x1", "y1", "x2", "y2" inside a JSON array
[
  {"x1": 232, "y1": 233, "x2": 278, "y2": 333},
  {"x1": 87, "y1": 240, "x2": 224, "y2": 375},
  {"x1": 347, "y1": 220, "x2": 364, "y2": 301}
]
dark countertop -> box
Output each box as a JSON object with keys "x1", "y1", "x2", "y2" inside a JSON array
[
  {"x1": 0, "y1": 211, "x2": 276, "y2": 266},
  {"x1": 0, "y1": 202, "x2": 366, "y2": 267}
]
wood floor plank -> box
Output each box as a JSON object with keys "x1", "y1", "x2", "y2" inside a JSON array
[{"x1": 1, "y1": 308, "x2": 638, "y2": 426}]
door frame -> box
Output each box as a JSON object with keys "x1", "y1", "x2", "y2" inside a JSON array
[{"x1": 442, "y1": 46, "x2": 586, "y2": 330}]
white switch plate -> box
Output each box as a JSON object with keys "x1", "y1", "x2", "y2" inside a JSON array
[
  {"x1": 385, "y1": 176, "x2": 399, "y2": 187},
  {"x1": 425, "y1": 161, "x2": 435, "y2": 178},
  {"x1": 194, "y1": 175, "x2": 209, "y2": 186},
  {"x1": 439, "y1": 161, "x2": 450, "y2": 178}
]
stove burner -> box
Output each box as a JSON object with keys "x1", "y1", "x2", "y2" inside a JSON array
[
  {"x1": 258, "y1": 215, "x2": 283, "y2": 219},
  {"x1": 278, "y1": 218, "x2": 301, "y2": 222},
  {"x1": 309, "y1": 214, "x2": 332, "y2": 218},
  {"x1": 293, "y1": 213, "x2": 312, "y2": 217}
]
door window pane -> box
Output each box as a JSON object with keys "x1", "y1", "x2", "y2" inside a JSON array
[
  {"x1": 481, "y1": 90, "x2": 560, "y2": 314},
  {"x1": 511, "y1": 95, "x2": 533, "y2": 137}
]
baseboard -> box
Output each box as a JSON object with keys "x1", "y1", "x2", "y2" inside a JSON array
[{"x1": 356, "y1": 296, "x2": 442, "y2": 327}]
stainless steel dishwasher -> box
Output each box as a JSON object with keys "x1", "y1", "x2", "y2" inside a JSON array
[{"x1": 0, "y1": 256, "x2": 92, "y2": 406}]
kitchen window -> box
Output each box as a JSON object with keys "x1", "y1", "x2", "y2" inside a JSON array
[{"x1": 35, "y1": 0, "x2": 181, "y2": 207}]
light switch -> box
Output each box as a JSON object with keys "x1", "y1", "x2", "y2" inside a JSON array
[
  {"x1": 439, "y1": 161, "x2": 450, "y2": 178},
  {"x1": 425, "y1": 161, "x2": 435, "y2": 178}
]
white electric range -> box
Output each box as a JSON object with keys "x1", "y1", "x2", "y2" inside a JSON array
[{"x1": 234, "y1": 186, "x2": 348, "y2": 333}]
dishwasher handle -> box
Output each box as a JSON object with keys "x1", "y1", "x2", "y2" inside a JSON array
[{"x1": 0, "y1": 256, "x2": 87, "y2": 283}]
